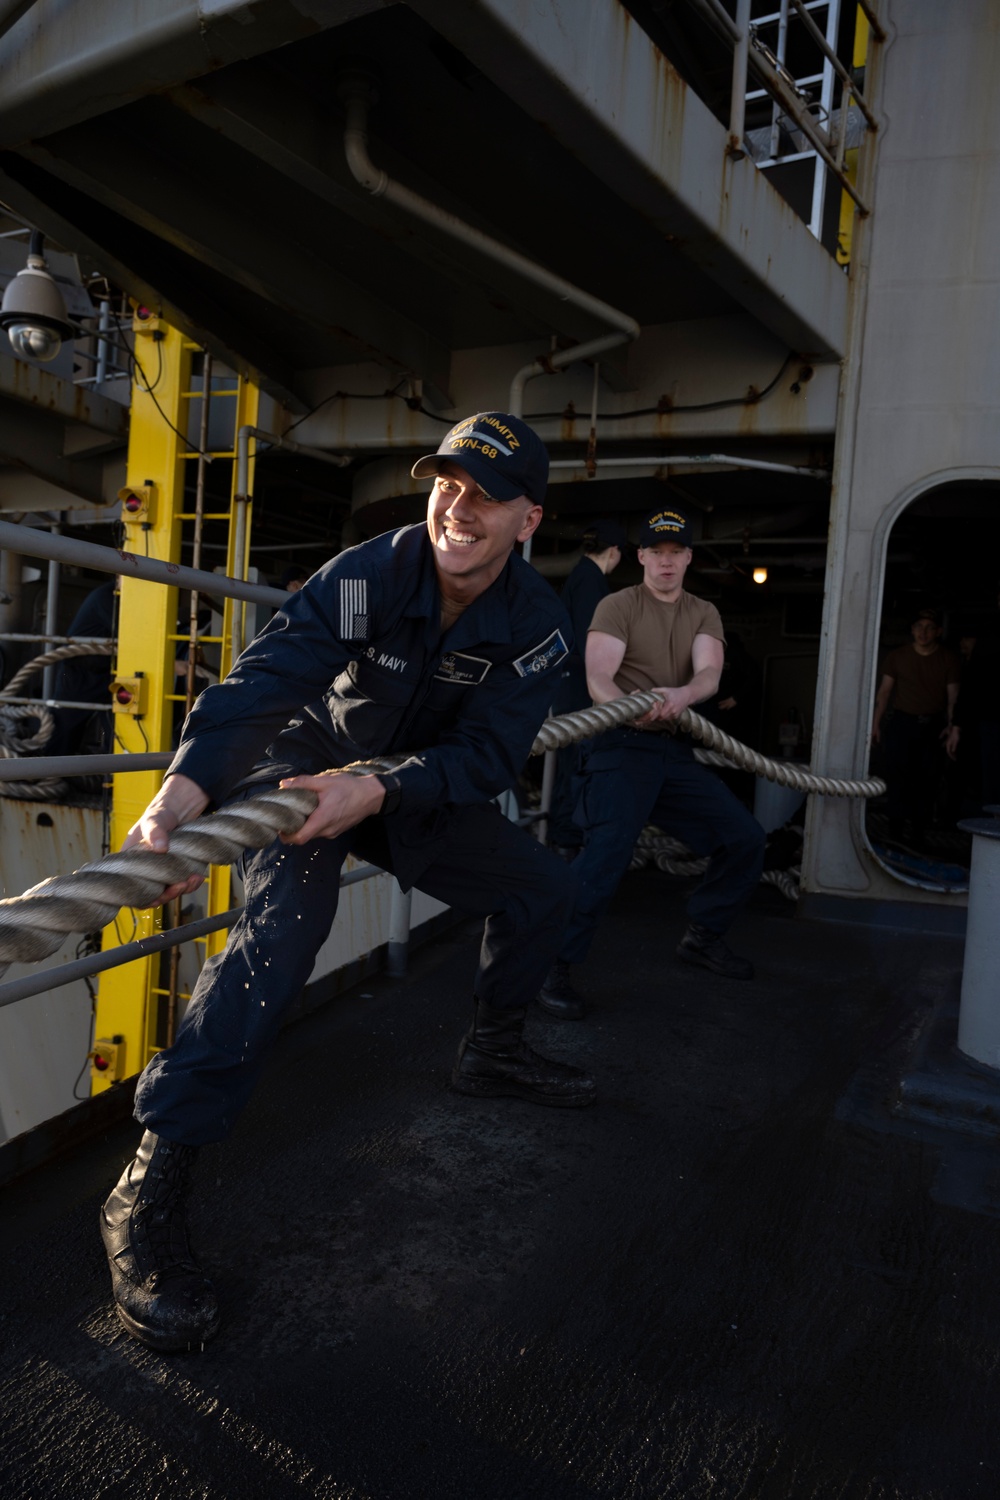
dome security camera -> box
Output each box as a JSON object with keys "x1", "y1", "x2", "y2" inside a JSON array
[{"x1": 0, "y1": 234, "x2": 76, "y2": 363}]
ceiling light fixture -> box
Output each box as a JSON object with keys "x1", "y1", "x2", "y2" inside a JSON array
[{"x1": 752, "y1": 566, "x2": 768, "y2": 585}]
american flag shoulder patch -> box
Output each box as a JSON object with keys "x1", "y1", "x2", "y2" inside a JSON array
[{"x1": 339, "y1": 578, "x2": 369, "y2": 641}]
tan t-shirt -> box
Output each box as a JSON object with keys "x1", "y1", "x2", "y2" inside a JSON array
[
  {"x1": 589, "y1": 585, "x2": 725, "y2": 695},
  {"x1": 881, "y1": 643, "x2": 960, "y2": 716}
]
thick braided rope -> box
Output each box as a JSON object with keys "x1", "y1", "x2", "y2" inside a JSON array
[
  {"x1": 0, "y1": 642, "x2": 115, "y2": 801},
  {"x1": 0, "y1": 640, "x2": 114, "y2": 700},
  {"x1": 0, "y1": 686, "x2": 878, "y2": 974},
  {"x1": 0, "y1": 785, "x2": 321, "y2": 979},
  {"x1": 630, "y1": 828, "x2": 801, "y2": 899},
  {"x1": 0, "y1": 759, "x2": 394, "y2": 973},
  {"x1": 530, "y1": 691, "x2": 885, "y2": 798},
  {"x1": 0, "y1": 705, "x2": 64, "y2": 800}
]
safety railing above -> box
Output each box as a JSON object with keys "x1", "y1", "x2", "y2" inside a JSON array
[{"x1": 685, "y1": 0, "x2": 882, "y2": 233}]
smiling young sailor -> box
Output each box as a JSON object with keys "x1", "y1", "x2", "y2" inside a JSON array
[{"x1": 99, "y1": 411, "x2": 594, "y2": 1353}]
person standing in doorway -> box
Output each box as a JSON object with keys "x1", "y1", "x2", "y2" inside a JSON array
[{"x1": 871, "y1": 607, "x2": 961, "y2": 844}]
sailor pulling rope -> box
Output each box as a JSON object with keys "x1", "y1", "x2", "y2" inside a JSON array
[{"x1": 0, "y1": 688, "x2": 883, "y2": 978}]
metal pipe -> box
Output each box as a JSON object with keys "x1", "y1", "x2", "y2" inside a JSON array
[
  {"x1": 93, "y1": 299, "x2": 111, "y2": 387},
  {"x1": 339, "y1": 75, "x2": 640, "y2": 419},
  {"x1": 686, "y1": 0, "x2": 740, "y2": 44},
  {"x1": 807, "y1": 0, "x2": 841, "y2": 237},
  {"x1": 0, "y1": 752, "x2": 172, "y2": 779},
  {"x1": 0, "y1": 910, "x2": 240, "y2": 1010},
  {"x1": 0, "y1": 634, "x2": 114, "y2": 645},
  {"x1": 790, "y1": 0, "x2": 877, "y2": 130},
  {"x1": 386, "y1": 881, "x2": 413, "y2": 977},
  {"x1": 749, "y1": 37, "x2": 869, "y2": 213},
  {"x1": 547, "y1": 454, "x2": 830, "y2": 478},
  {"x1": 41, "y1": 519, "x2": 61, "y2": 701},
  {"x1": 170, "y1": 356, "x2": 214, "y2": 1041},
  {"x1": 0, "y1": 0, "x2": 37, "y2": 45},
  {"x1": 729, "y1": 0, "x2": 753, "y2": 155},
  {"x1": 855, "y1": 0, "x2": 886, "y2": 43},
  {"x1": 0, "y1": 518, "x2": 288, "y2": 610},
  {"x1": 770, "y1": 0, "x2": 790, "y2": 159},
  {"x1": 0, "y1": 858, "x2": 386, "y2": 1010},
  {"x1": 586, "y1": 362, "x2": 600, "y2": 479},
  {"x1": 509, "y1": 333, "x2": 638, "y2": 421},
  {"x1": 537, "y1": 747, "x2": 557, "y2": 846},
  {"x1": 956, "y1": 819, "x2": 1000, "y2": 1071},
  {"x1": 184, "y1": 353, "x2": 212, "y2": 715},
  {"x1": 0, "y1": 695, "x2": 112, "y2": 711}
]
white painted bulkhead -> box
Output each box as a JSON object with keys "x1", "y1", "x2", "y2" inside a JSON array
[
  {"x1": 803, "y1": 0, "x2": 1000, "y2": 910},
  {"x1": 0, "y1": 801, "x2": 446, "y2": 1141}
]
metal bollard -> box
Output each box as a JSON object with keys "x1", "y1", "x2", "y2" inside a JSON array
[
  {"x1": 956, "y1": 818, "x2": 1000, "y2": 1070},
  {"x1": 537, "y1": 747, "x2": 557, "y2": 845},
  {"x1": 386, "y1": 879, "x2": 413, "y2": 978}
]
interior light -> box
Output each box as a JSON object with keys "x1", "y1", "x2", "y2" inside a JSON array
[{"x1": 752, "y1": 566, "x2": 768, "y2": 585}]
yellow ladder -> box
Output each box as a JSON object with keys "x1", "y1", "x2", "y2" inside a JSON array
[{"x1": 91, "y1": 316, "x2": 260, "y2": 1092}]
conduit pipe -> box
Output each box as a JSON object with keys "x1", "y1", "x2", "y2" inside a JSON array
[
  {"x1": 548, "y1": 455, "x2": 830, "y2": 479},
  {"x1": 338, "y1": 72, "x2": 641, "y2": 422}
]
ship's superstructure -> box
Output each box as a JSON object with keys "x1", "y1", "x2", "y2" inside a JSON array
[{"x1": 0, "y1": 0, "x2": 997, "y2": 1139}]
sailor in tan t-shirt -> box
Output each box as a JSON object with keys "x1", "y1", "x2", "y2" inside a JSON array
[{"x1": 538, "y1": 507, "x2": 766, "y2": 1018}]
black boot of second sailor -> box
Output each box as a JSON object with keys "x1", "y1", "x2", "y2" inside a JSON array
[
  {"x1": 452, "y1": 999, "x2": 597, "y2": 1108},
  {"x1": 100, "y1": 1130, "x2": 220, "y2": 1351}
]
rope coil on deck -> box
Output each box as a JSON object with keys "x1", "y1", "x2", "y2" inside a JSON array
[
  {"x1": 0, "y1": 642, "x2": 115, "y2": 802},
  {"x1": 0, "y1": 687, "x2": 883, "y2": 976}
]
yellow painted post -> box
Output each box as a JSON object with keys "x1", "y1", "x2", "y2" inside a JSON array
[
  {"x1": 201, "y1": 376, "x2": 260, "y2": 961},
  {"x1": 836, "y1": 10, "x2": 871, "y2": 267},
  {"x1": 91, "y1": 317, "x2": 191, "y2": 1091}
]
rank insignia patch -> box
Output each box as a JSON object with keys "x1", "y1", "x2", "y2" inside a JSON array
[{"x1": 513, "y1": 629, "x2": 569, "y2": 678}]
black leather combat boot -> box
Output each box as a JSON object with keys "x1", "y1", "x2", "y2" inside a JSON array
[
  {"x1": 677, "y1": 921, "x2": 754, "y2": 980},
  {"x1": 100, "y1": 1130, "x2": 220, "y2": 1351},
  {"x1": 536, "y1": 960, "x2": 586, "y2": 1021},
  {"x1": 452, "y1": 999, "x2": 596, "y2": 1107}
]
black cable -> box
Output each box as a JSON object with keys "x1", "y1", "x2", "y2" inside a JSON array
[
  {"x1": 524, "y1": 351, "x2": 800, "y2": 422},
  {"x1": 278, "y1": 352, "x2": 798, "y2": 436},
  {"x1": 115, "y1": 320, "x2": 216, "y2": 460},
  {"x1": 281, "y1": 380, "x2": 450, "y2": 438}
]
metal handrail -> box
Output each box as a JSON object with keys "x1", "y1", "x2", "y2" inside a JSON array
[
  {"x1": 685, "y1": 0, "x2": 877, "y2": 217},
  {"x1": 0, "y1": 860, "x2": 385, "y2": 1010},
  {"x1": 0, "y1": 519, "x2": 288, "y2": 610},
  {"x1": 0, "y1": 752, "x2": 173, "y2": 779}
]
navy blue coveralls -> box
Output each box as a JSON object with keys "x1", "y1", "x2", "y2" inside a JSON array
[
  {"x1": 135, "y1": 525, "x2": 576, "y2": 1145},
  {"x1": 557, "y1": 725, "x2": 765, "y2": 965}
]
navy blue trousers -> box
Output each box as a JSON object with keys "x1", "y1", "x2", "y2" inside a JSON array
[
  {"x1": 135, "y1": 802, "x2": 575, "y2": 1145},
  {"x1": 558, "y1": 728, "x2": 765, "y2": 965}
]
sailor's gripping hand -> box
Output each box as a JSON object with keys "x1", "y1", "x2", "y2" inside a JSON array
[
  {"x1": 635, "y1": 686, "x2": 691, "y2": 725},
  {"x1": 278, "y1": 770, "x2": 386, "y2": 845},
  {"x1": 120, "y1": 772, "x2": 211, "y2": 908}
]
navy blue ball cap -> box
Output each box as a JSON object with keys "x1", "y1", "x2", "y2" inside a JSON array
[
  {"x1": 411, "y1": 411, "x2": 549, "y2": 503},
  {"x1": 638, "y1": 506, "x2": 693, "y2": 548},
  {"x1": 582, "y1": 519, "x2": 629, "y2": 552}
]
